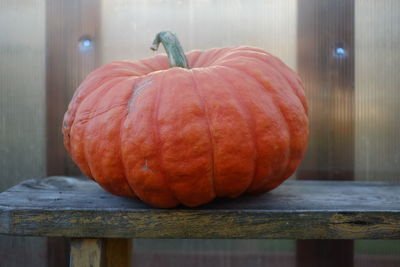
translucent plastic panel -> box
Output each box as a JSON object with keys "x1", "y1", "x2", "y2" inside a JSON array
[
  {"x1": 355, "y1": 0, "x2": 400, "y2": 181},
  {"x1": 355, "y1": 240, "x2": 400, "y2": 267},
  {"x1": 0, "y1": 2, "x2": 47, "y2": 267},
  {"x1": 101, "y1": 0, "x2": 297, "y2": 69},
  {"x1": 354, "y1": 1, "x2": 400, "y2": 265},
  {"x1": 133, "y1": 239, "x2": 295, "y2": 267},
  {"x1": 0, "y1": 0, "x2": 45, "y2": 190}
]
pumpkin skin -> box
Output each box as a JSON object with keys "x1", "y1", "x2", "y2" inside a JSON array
[{"x1": 63, "y1": 46, "x2": 308, "y2": 208}]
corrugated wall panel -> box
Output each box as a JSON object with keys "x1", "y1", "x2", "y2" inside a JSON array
[
  {"x1": 0, "y1": 1, "x2": 47, "y2": 267},
  {"x1": 355, "y1": 0, "x2": 400, "y2": 181}
]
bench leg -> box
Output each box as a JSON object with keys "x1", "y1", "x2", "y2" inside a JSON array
[{"x1": 70, "y1": 238, "x2": 133, "y2": 267}]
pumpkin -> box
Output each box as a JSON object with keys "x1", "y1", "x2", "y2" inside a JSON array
[{"x1": 63, "y1": 31, "x2": 309, "y2": 208}]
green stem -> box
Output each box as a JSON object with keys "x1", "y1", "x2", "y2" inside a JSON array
[{"x1": 150, "y1": 31, "x2": 189, "y2": 69}]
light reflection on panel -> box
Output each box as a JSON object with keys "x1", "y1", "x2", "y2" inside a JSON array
[
  {"x1": 296, "y1": 0, "x2": 355, "y2": 181},
  {"x1": 355, "y1": 0, "x2": 400, "y2": 181}
]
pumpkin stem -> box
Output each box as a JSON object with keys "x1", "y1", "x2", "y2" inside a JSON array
[{"x1": 150, "y1": 31, "x2": 189, "y2": 69}]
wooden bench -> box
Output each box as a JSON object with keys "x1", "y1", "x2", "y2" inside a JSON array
[{"x1": 0, "y1": 176, "x2": 399, "y2": 266}]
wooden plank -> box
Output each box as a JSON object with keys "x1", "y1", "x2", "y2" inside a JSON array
[
  {"x1": 69, "y1": 238, "x2": 132, "y2": 267},
  {"x1": 70, "y1": 239, "x2": 103, "y2": 267},
  {"x1": 297, "y1": 240, "x2": 354, "y2": 267},
  {"x1": 104, "y1": 239, "x2": 133, "y2": 267},
  {"x1": 47, "y1": 237, "x2": 70, "y2": 267},
  {"x1": 0, "y1": 177, "x2": 399, "y2": 239}
]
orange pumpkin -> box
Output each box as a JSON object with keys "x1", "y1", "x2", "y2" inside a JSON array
[{"x1": 63, "y1": 31, "x2": 309, "y2": 208}]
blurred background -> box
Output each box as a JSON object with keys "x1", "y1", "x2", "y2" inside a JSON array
[{"x1": 0, "y1": 0, "x2": 399, "y2": 266}]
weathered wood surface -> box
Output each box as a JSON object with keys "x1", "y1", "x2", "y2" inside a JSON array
[
  {"x1": 103, "y1": 238, "x2": 132, "y2": 267},
  {"x1": 70, "y1": 239, "x2": 103, "y2": 267},
  {"x1": 69, "y1": 238, "x2": 132, "y2": 267},
  {"x1": 0, "y1": 177, "x2": 399, "y2": 239}
]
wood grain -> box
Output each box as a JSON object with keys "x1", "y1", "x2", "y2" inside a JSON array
[
  {"x1": 70, "y1": 239, "x2": 103, "y2": 267},
  {"x1": 104, "y1": 239, "x2": 132, "y2": 267},
  {"x1": 69, "y1": 238, "x2": 131, "y2": 267},
  {"x1": 0, "y1": 177, "x2": 399, "y2": 239}
]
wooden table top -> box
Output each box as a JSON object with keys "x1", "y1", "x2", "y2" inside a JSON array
[{"x1": 0, "y1": 177, "x2": 399, "y2": 239}]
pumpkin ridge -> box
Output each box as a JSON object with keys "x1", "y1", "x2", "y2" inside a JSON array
[
  {"x1": 212, "y1": 47, "x2": 260, "y2": 66},
  {"x1": 69, "y1": 61, "x2": 134, "y2": 105},
  {"x1": 70, "y1": 62, "x2": 144, "y2": 107},
  {"x1": 118, "y1": 96, "x2": 137, "y2": 197},
  {"x1": 189, "y1": 49, "x2": 209, "y2": 68},
  {"x1": 71, "y1": 59, "x2": 168, "y2": 118},
  {"x1": 219, "y1": 64, "x2": 293, "y2": 187},
  {"x1": 74, "y1": 101, "x2": 130, "y2": 124},
  {"x1": 201, "y1": 48, "x2": 233, "y2": 67},
  {"x1": 154, "y1": 71, "x2": 179, "y2": 204},
  {"x1": 215, "y1": 65, "x2": 291, "y2": 192},
  {"x1": 82, "y1": 77, "x2": 134, "y2": 178},
  {"x1": 81, "y1": 79, "x2": 136, "y2": 195},
  {"x1": 191, "y1": 68, "x2": 255, "y2": 197},
  {"x1": 221, "y1": 51, "x2": 307, "y2": 114},
  {"x1": 140, "y1": 55, "x2": 170, "y2": 73},
  {"x1": 119, "y1": 78, "x2": 141, "y2": 196},
  {"x1": 68, "y1": 77, "x2": 129, "y2": 180},
  {"x1": 66, "y1": 77, "x2": 128, "y2": 136},
  {"x1": 269, "y1": 62, "x2": 308, "y2": 115},
  {"x1": 234, "y1": 47, "x2": 308, "y2": 110},
  {"x1": 192, "y1": 47, "x2": 227, "y2": 68},
  {"x1": 190, "y1": 69, "x2": 217, "y2": 197},
  {"x1": 73, "y1": 62, "x2": 165, "y2": 121},
  {"x1": 186, "y1": 50, "x2": 203, "y2": 68},
  {"x1": 222, "y1": 53, "x2": 308, "y2": 185},
  {"x1": 251, "y1": 53, "x2": 306, "y2": 111},
  {"x1": 95, "y1": 77, "x2": 137, "y2": 197},
  {"x1": 211, "y1": 67, "x2": 258, "y2": 192},
  {"x1": 117, "y1": 77, "x2": 152, "y2": 197},
  {"x1": 138, "y1": 59, "x2": 159, "y2": 72},
  {"x1": 66, "y1": 76, "x2": 124, "y2": 118}
]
